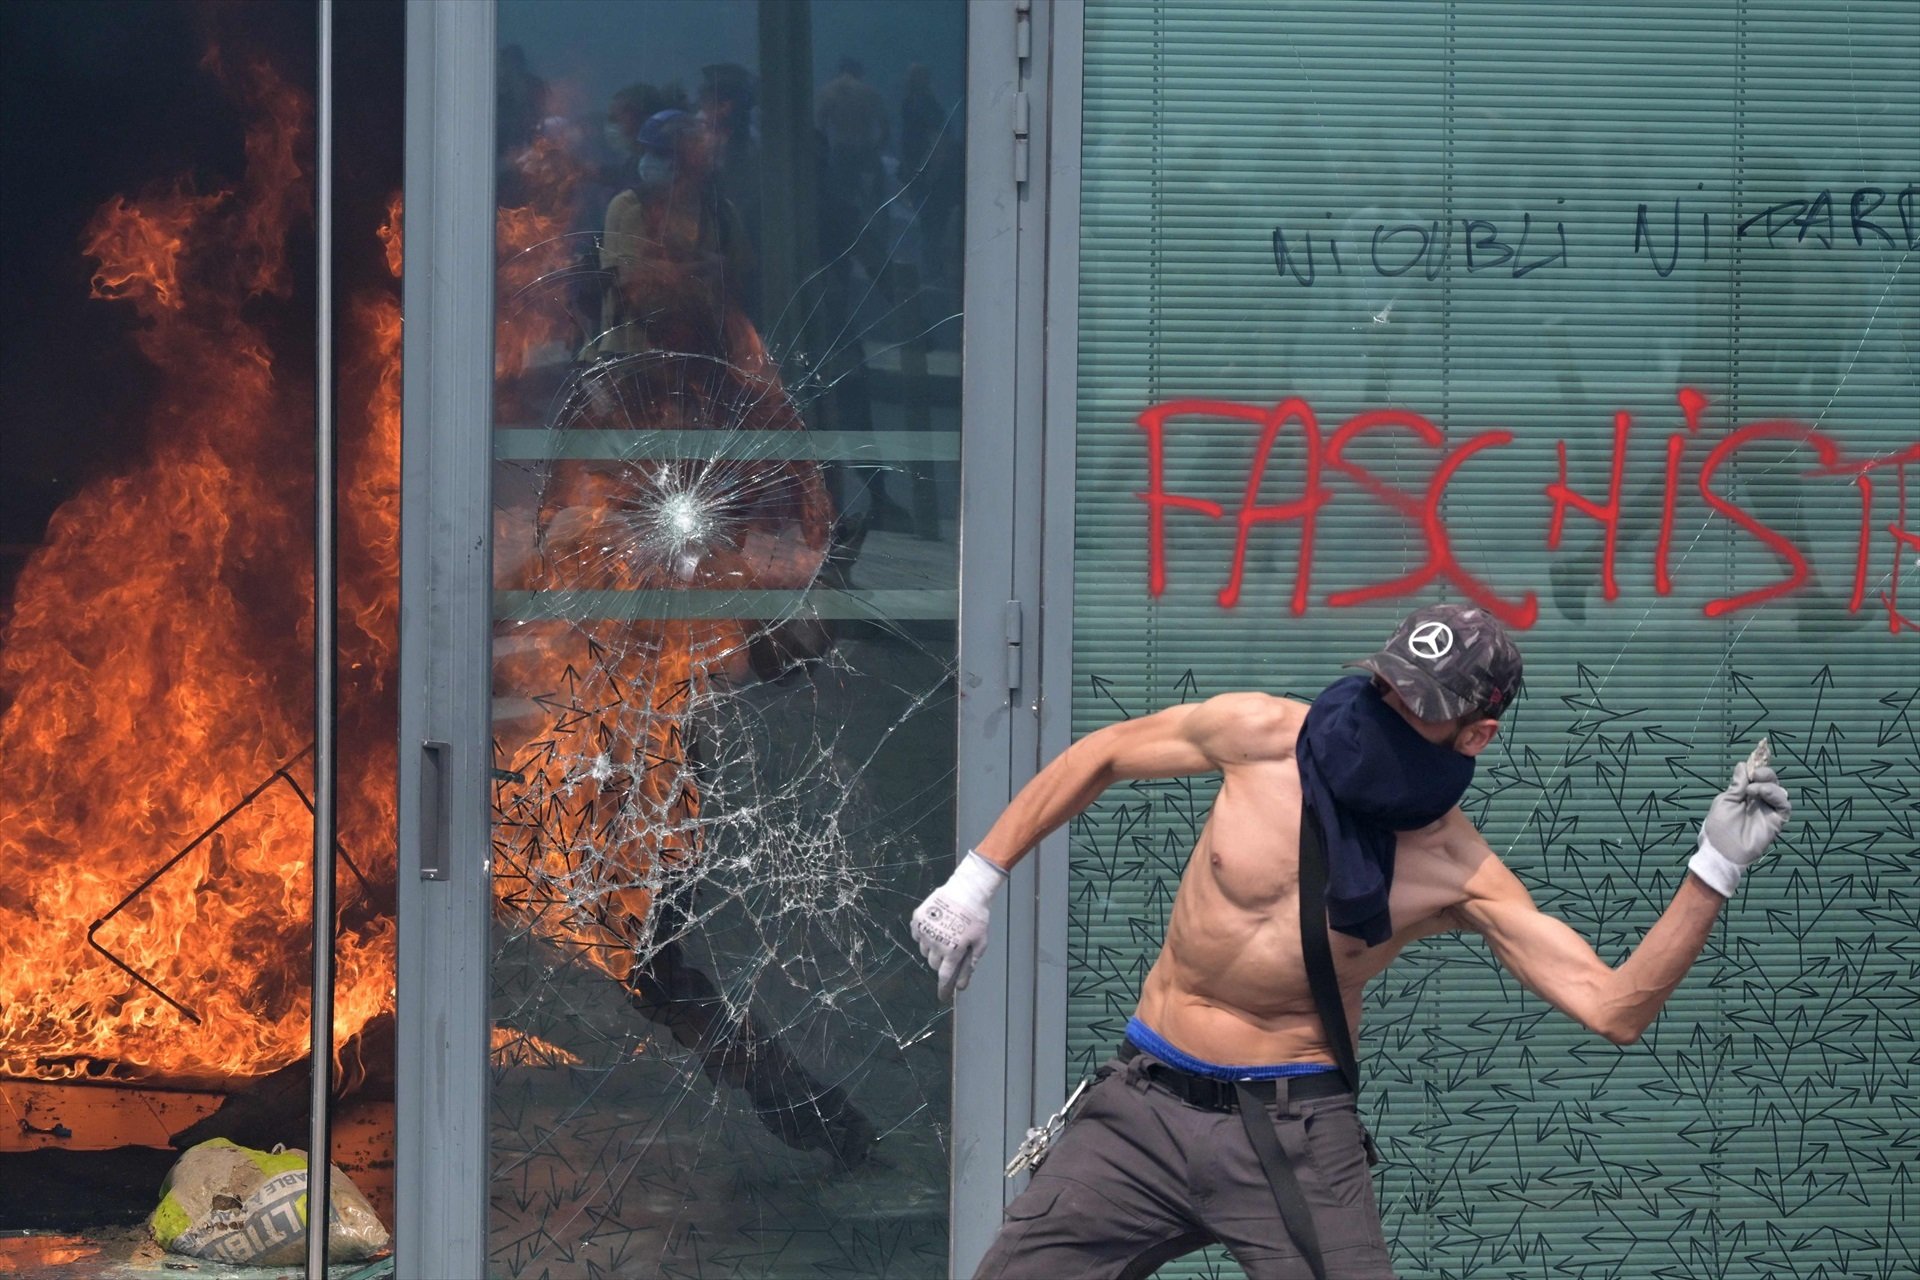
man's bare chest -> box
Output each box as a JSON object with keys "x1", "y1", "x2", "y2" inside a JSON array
[
  {"x1": 1193, "y1": 764, "x2": 1306, "y2": 912},
  {"x1": 1186, "y1": 774, "x2": 1464, "y2": 966}
]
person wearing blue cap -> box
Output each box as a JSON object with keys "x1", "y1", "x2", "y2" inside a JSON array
[{"x1": 913, "y1": 604, "x2": 1790, "y2": 1279}]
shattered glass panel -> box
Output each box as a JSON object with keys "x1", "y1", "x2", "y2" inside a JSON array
[{"x1": 486, "y1": 3, "x2": 966, "y2": 1274}]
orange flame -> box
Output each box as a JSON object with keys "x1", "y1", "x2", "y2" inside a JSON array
[
  {"x1": 86, "y1": 190, "x2": 225, "y2": 312},
  {"x1": 0, "y1": 59, "x2": 397, "y2": 1083},
  {"x1": 487, "y1": 132, "x2": 709, "y2": 981},
  {"x1": 495, "y1": 133, "x2": 588, "y2": 380},
  {"x1": 377, "y1": 193, "x2": 404, "y2": 279},
  {"x1": 490, "y1": 1025, "x2": 584, "y2": 1069}
]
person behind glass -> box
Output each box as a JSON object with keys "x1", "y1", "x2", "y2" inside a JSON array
[
  {"x1": 589, "y1": 107, "x2": 757, "y2": 364},
  {"x1": 899, "y1": 62, "x2": 961, "y2": 285},
  {"x1": 816, "y1": 56, "x2": 890, "y2": 219},
  {"x1": 504, "y1": 99, "x2": 862, "y2": 1169},
  {"x1": 697, "y1": 62, "x2": 762, "y2": 314},
  {"x1": 596, "y1": 82, "x2": 684, "y2": 201},
  {"x1": 899, "y1": 63, "x2": 940, "y2": 191},
  {"x1": 913, "y1": 605, "x2": 1790, "y2": 1278}
]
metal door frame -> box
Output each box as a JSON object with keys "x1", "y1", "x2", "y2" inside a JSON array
[
  {"x1": 952, "y1": 0, "x2": 1082, "y2": 1274},
  {"x1": 395, "y1": 2, "x2": 494, "y2": 1274},
  {"x1": 394, "y1": 3, "x2": 1077, "y2": 1274}
]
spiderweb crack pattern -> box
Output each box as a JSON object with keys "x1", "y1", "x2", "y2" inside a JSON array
[{"x1": 482, "y1": 194, "x2": 960, "y2": 1273}]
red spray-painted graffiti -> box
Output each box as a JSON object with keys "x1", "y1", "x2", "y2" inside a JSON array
[{"x1": 1138, "y1": 389, "x2": 1920, "y2": 635}]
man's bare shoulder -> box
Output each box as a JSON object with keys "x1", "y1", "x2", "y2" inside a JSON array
[
  {"x1": 1378, "y1": 816, "x2": 1515, "y2": 955},
  {"x1": 1401, "y1": 809, "x2": 1522, "y2": 929},
  {"x1": 1186, "y1": 691, "x2": 1308, "y2": 765}
]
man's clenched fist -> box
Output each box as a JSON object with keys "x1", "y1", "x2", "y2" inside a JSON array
[
  {"x1": 911, "y1": 851, "x2": 1007, "y2": 1001},
  {"x1": 1688, "y1": 761, "x2": 1791, "y2": 898}
]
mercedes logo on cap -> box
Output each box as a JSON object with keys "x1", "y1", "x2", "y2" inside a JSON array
[{"x1": 1408, "y1": 620, "x2": 1454, "y2": 661}]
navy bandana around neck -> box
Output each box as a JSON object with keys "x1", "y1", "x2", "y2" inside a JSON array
[{"x1": 1296, "y1": 674, "x2": 1476, "y2": 946}]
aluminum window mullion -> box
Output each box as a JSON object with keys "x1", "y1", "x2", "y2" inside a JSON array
[
  {"x1": 954, "y1": 2, "x2": 1077, "y2": 1276},
  {"x1": 1033, "y1": 0, "x2": 1084, "y2": 1187},
  {"x1": 396, "y1": 1, "x2": 497, "y2": 1274},
  {"x1": 952, "y1": 0, "x2": 1030, "y2": 1272}
]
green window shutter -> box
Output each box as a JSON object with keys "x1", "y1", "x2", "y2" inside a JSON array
[{"x1": 1071, "y1": 3, "x2": 1919, "y2": 1276}]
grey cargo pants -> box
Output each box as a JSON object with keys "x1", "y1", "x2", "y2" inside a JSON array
[{"x1": 975, "y1": 1050, "x2": 1396, "y2": 1279}]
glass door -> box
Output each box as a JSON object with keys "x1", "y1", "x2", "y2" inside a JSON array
[{"x1": 482, "y1": 2, "x2": 967, "y2": 1273}]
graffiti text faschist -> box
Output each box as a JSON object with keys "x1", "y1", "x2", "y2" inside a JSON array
[{"x1": 1137, "y1": 391, "x2": 1920, "y2": 636}]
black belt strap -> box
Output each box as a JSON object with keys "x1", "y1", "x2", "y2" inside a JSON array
[
  {"x1": 1235, "y1": 1081, "x2": 1329, "y2": 1280},
  {"x1": 1298, "y1": 806, "x2": 1361, "y2": 1097}
]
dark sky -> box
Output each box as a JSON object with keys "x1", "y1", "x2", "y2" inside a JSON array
[{"x1": 0, "y1": 0, "x2": 399, "y2": 564}]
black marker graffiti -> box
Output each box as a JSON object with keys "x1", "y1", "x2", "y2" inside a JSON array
[{"x1": 1271, "y1": 185, "x2": 1919, "y2": 285}]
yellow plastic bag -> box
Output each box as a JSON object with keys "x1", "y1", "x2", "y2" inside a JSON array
[{"x1": 149, "y1": 1137, "x2": 390, "y2": 1266}]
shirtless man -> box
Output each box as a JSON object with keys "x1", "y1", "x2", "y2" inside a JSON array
[{"x1": 911, "y1": 604, "x2": 1791, "y2": 1279}]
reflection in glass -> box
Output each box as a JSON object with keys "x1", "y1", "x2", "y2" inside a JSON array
[{"x1": 488, "y1": 3, "x2": 965, "y2": 1273}]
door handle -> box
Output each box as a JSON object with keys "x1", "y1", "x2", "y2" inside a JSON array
[{"x1": 420, "y1": 739, "x2": 451, "y2": 881}]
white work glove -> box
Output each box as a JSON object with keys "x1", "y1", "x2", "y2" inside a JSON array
[
  {"x1": 911, "y1": 851, "x2": 1007, "y2": 1002},
  {"x1": 1688, "y1": 761, "x2": 1791, "y2": 897}
]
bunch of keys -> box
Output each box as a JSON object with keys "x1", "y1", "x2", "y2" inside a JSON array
[{"x1": 1005, "y1": 1077, "x2": 1091, "y2": 1178}]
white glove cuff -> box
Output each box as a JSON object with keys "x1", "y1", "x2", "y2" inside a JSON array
[
  {"x1": 947, "y1": 850, "x2": 1008, "y2": 911},
  {"x1": 1688, "y1": 837, "x2": 1742, "y2": 898}
]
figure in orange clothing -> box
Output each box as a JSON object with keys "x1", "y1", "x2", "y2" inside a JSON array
[
  {"x1": 491, "y1": 105, "x2": 870, "y2": 1167},
  {"x1": 583, "y1": 108, "x2": 756, "y2": 363}
]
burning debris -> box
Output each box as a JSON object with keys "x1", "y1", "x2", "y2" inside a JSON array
[{"x1": 0, "y1": 54, "x2": 400, "y2": 1086}]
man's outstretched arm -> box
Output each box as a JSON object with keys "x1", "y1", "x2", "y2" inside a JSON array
[
  {"x1": 909, "y1": 693, "x2": 1302, "y2": 999},
  {"x1": 1453, "y1": 858, "x2": 1728, "y2": 1045},
  {"x1": 1452, "y1": 760, "x2": 1790, "y2": 1045},
  {"x1": 974, "y1": 693, "x2": 1299, "y2": 870}
]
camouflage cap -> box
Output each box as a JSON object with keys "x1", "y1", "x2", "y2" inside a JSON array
[{"x1": 1346, "y1": 604, "x2": 1524, "y2": 723}]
